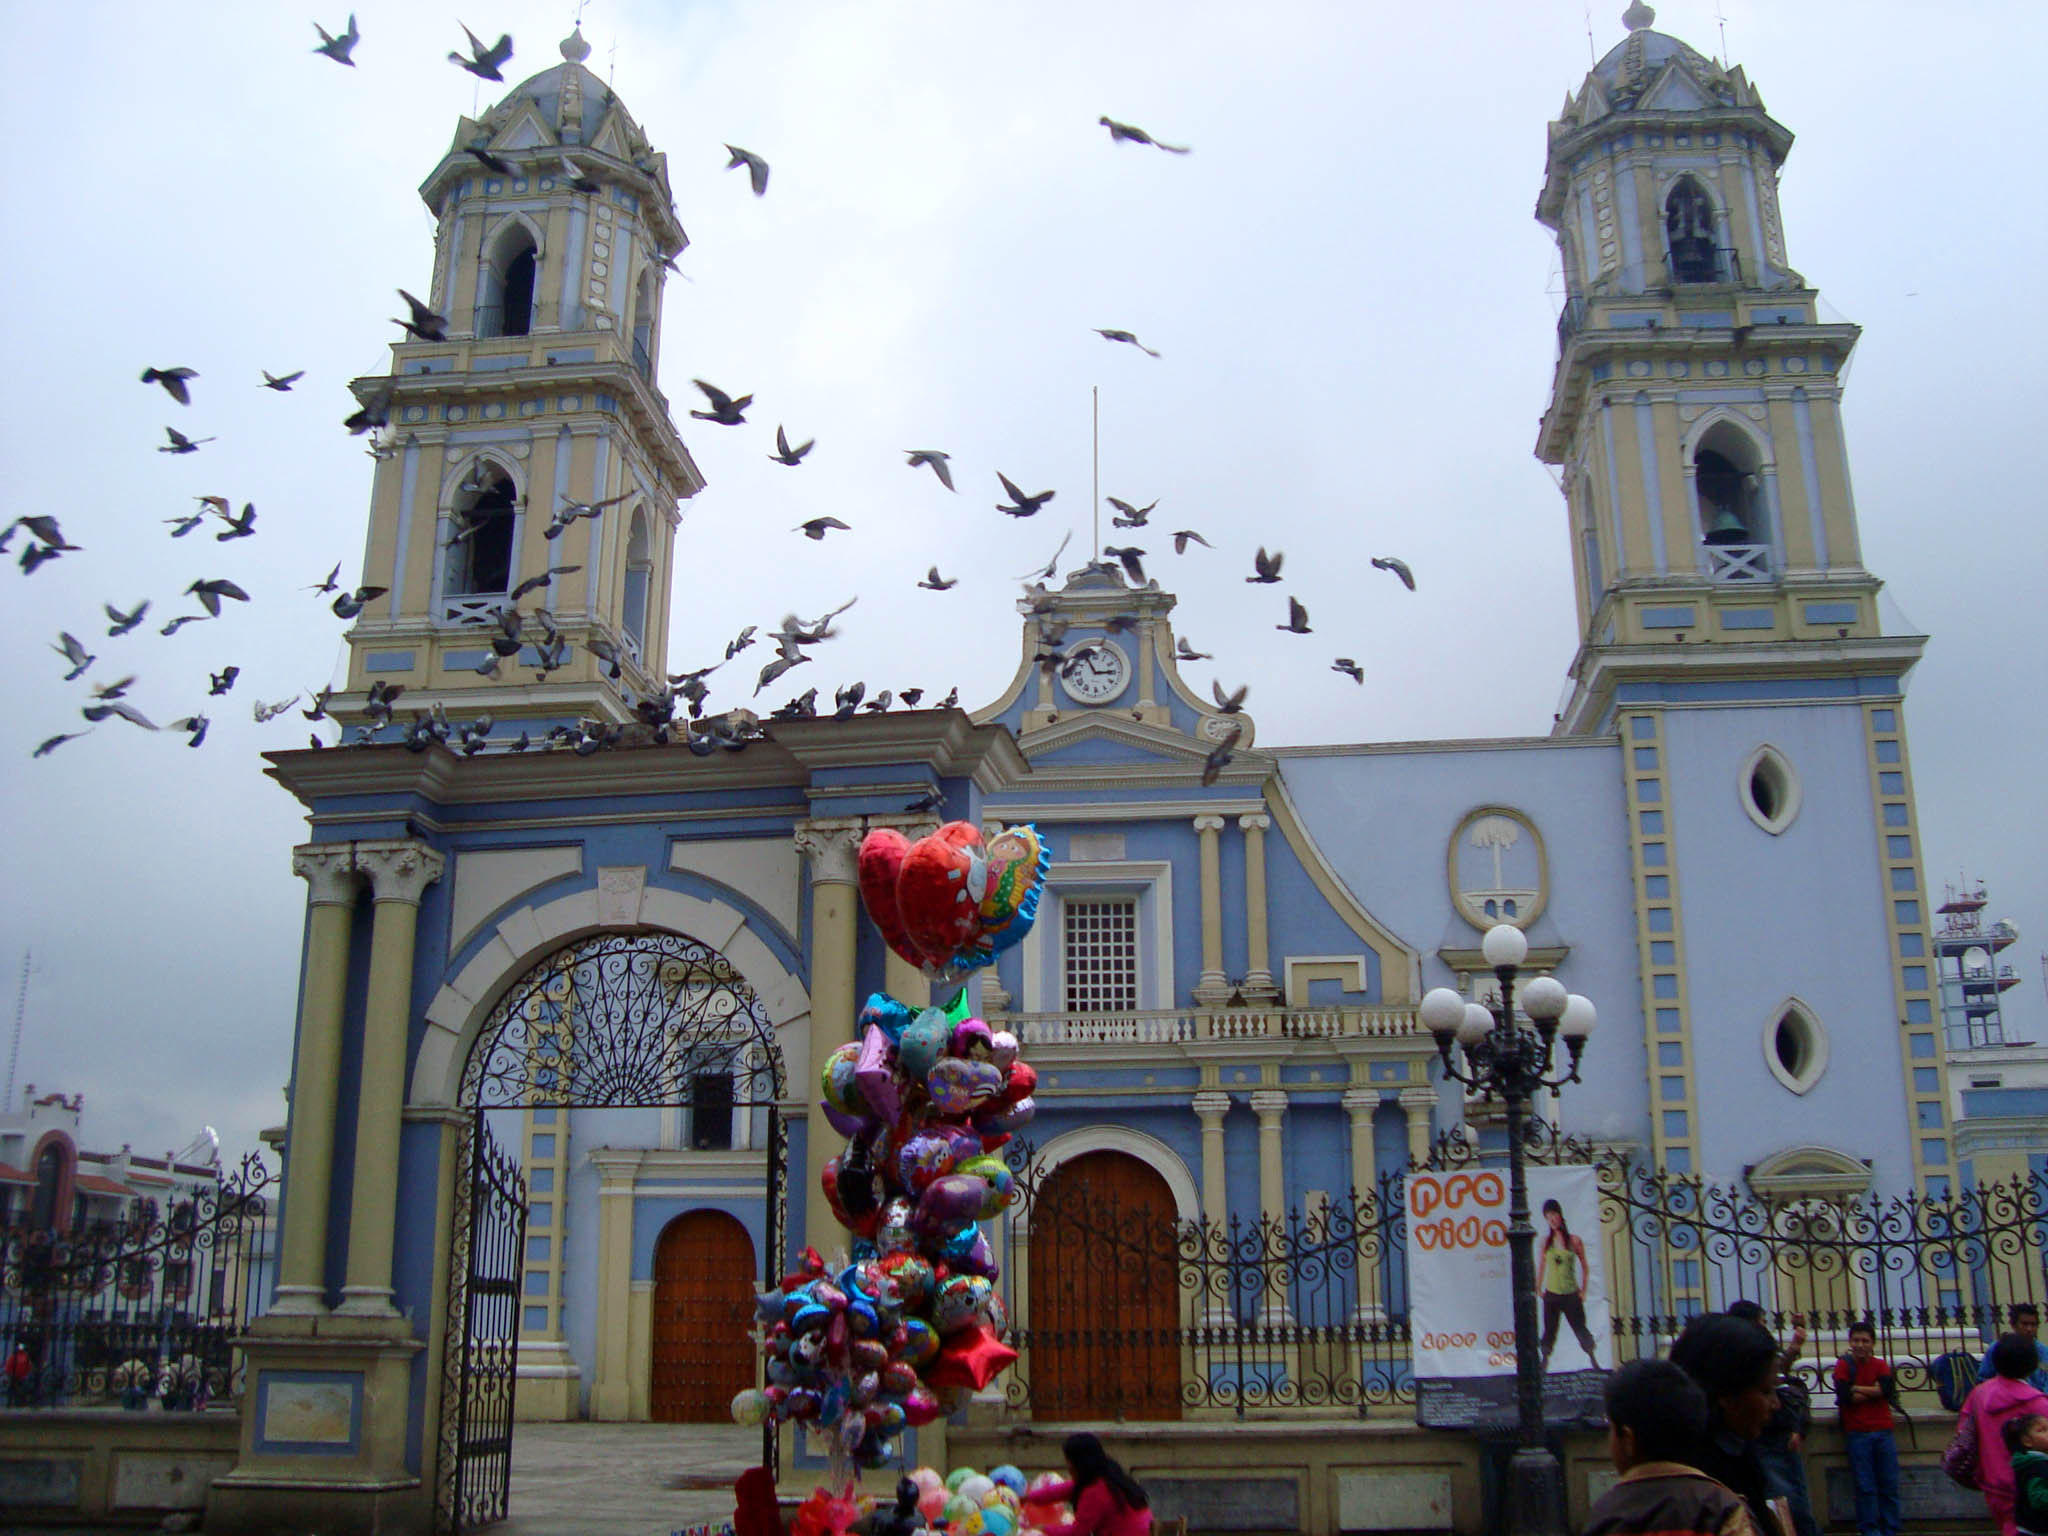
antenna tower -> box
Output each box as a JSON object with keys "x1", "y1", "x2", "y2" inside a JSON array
[
  {"x1": 6, "y1": 951, "x2": 29, "y2": 1110},
  {"x1": 1091, "y1": 386, "x2": 1101, "y2": 561}
]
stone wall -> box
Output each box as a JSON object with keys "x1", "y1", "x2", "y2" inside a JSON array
[{"x1": 0, "y1": 1408, "x2": 239, "y2": 1526}]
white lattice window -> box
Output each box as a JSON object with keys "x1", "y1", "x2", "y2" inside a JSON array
[{"x1": 1063, "y1": 898, "x2": 1139, "y2": 1013}]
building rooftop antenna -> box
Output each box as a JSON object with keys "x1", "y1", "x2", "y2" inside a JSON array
[
  {"x1": 1715, "y1": 0, "x2": 1729, "y2": 64},
  {"x1": 1586, "y1": 3, "x2": 1596, "y2": 67},
  {"x1": 1091, "y1": 385, "x2": 1101, "y2": 563}
]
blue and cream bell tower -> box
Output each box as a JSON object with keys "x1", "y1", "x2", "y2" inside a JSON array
[
  {"x1": 338, "y1": 28, "x2": 702, "y2": 727},
  {"x1": 1536, "y1": 4, "x2": 1954, "y2": 1197}
]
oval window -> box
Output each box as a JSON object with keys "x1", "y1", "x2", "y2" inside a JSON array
[
  {"x1": 1763, "y1": 999, "x2": 1827, "y2": 1094},
  {"x1": 1740, "y1": 745, "x2": 1800, "y2": 834}
]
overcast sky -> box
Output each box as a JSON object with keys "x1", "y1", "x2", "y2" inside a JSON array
[{"x1": 1, "y1": 1, "x2": 2041, "y2": 1167}]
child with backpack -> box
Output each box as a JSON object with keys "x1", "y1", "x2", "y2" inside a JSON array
[{"x1": 1833, "y1": 1320, "x2": 1900, "y2": 1536}]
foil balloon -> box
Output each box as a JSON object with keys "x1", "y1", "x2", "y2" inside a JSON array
[
  {"x1": 955, "y1": 1154, "x2": 1015, "y2": 1218},
  {"x1": 927, "y1": 1055, "x2": 1002, "y2": 1115},
  {"x1": 876, "y1": 1198, "x2": 917, "y2": 1256},
  {"x1": 896, "y1": 1131, "x2": 957, "y2": 1195},
  {"x1": 897, "y1": 822, "x2": 988, "y2": 972},
  {"x1": 925, "y1": 1321, "x2": 1018, "y2": 1391},
  {"x1": 821, "y1": 1042, "x2": 863, "y2": 1114},
  {"x1": 957, "y1": 824, "x2": 1049, "y2": 969},
  {"x1": 854, "y1": 1023, "x2": 902, "y2": 1122},
  {"x1": 897, "y1": 1007, "x2": 951, "y2": 1082},
  {"x1": 730, "y1": 1387, "x2": 771, "y2": 1425},
  {"x1": 987, "y1": 1030, "x2": 1019, "y2": 1069},
  {"x1": 858, "y1": 828, "x2": 927, "y2": 970},
  {"x1": 914, "y1": 1173, "x2": 987, "y2": 1235}
]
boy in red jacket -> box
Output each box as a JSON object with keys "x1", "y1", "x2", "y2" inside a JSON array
[{"x1": 1833, "y1": 1320, "x2": 1900, "y2": 1536}]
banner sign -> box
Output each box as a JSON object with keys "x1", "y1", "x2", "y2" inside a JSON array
[{"x1": 1406, "y1": 1163, "x2": 1610, "y2": 1429}]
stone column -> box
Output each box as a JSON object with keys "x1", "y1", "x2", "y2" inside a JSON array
[
  {"x1": 271, "y1": 846, "x2": 362, "y2": 1316},
  {"x1": 794, "y1": 819, "x2": 863, "y2": 1254},
  {"x1": 338, "y1": 840, "x2": 445, "y2": 1318},
  {"x1": 1191, "y1": 1091, "x2": 1233, "y2": 1327},
  {"x1": 589, "y1": 1147, "x2": 644, "y2": 1420},
  {"x1": 1342, "y1": 1087, "x2": 1385, "y2": 1323},
  {"x1": 1238, "y1": 813, "x2": 1275, "y2": 1002},
  {"x1": 1399, "y1": 1085, "x2": 1439, "y2": 1168},
  {"x1": 1250, "y1": 1089, "x2": 1294, "y2": 1326},
  {"x1": 1193, "y1": 814, "x2": 1229, "y2": 1004}
]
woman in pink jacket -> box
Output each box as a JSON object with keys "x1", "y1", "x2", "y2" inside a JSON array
[
  {"x1": 1039, "y1": 1432, "x2": 1153, "y2": 1536},
  {"x1": 1963, "y1": 1334, "x2": 2048, "y2": 1536}
]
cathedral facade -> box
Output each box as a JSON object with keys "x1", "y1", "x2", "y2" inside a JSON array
[{"x1": 216, "y1": 13, "x2": 1957, "y2": 1532}]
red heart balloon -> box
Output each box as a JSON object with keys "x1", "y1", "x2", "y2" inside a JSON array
[{"x1": 859, "y1": 828, "x2": 929, "y2": 970}]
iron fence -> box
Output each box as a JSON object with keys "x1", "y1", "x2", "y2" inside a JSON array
[
  {"x1": 996, "y1": 1130, "x2": 2048, "y2": 1421},
  {"x1": 0, "y1": 1151, "x2": 275, "y2": 1410}
]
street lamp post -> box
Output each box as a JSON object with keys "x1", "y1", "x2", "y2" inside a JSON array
[{"x1": 1418, "y1": 923, "x2": 1597, "y2": 1536}]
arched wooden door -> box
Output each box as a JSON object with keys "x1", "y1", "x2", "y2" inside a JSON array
[
  {"x1": 651, "y1": 1211, "x2": 757, "y2": 1422},
  {"x1": 1028, "y1": 1150, "x2": 1182, "y2": 1420}
]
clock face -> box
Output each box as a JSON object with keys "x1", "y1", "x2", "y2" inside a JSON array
[{"x1": 1061, "y1": 640, "x2": 1130, "y2": 703}]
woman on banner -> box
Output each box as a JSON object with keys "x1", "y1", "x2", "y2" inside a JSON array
[{"x1": 1538, "y1": 1198, "x2": 1601, "y2": 1370}]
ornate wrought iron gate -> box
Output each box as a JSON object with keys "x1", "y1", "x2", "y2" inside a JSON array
[
  {"x1": 438, "y1": 930, "x2": 789, "y2": 1528},
  {"x1": 438, "y1": 1114, "x2": 528, "y2": 1533}
]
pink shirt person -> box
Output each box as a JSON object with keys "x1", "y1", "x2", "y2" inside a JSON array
[
  {"x1": 1039, "y1": 1432, "x2": 1154, "y2": 1536},
  {"x1": 1962, "y1": 1335, "x2": 2048, "y2": 1536}
]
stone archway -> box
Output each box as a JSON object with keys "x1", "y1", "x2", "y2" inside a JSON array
[{"x1": 437, "y1": 928, "x2": 790, "y2": 1531}]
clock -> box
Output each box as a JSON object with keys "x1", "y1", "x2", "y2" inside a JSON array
[{"x1": 1060, "y1": 640, "x2": 1130, "y2": 704}]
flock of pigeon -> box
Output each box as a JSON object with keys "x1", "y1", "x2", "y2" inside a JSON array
[{"x1": 24, "y1": 16, "x2": 1419, "y2": 778}]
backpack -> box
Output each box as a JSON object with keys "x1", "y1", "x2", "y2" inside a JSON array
[{"x1": 1929, "y1": 1349, "x2": 1978, "y2": 1413}]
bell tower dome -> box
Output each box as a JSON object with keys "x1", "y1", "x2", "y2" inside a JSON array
[
  {"x1": 1536, "y1": 5, "x2": 1914, "y2": 734},
  {"x1": 339, "y1": 28, "x2": 702, "y2": 727}
]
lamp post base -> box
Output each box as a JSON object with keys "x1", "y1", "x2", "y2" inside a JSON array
[{"x1": 1505, "y1": 1444, "x2": 1569, "y2": 1536}]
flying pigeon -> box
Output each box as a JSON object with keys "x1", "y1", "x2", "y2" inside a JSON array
[
  {"x1": 52, "y1": 632, "x2": 95, "y2": 681},
  {"x1": 1108, "y1": 497, "x2": 1157, "y2": 527},
  {"x1": 1100, "y1": 116, "x2": 1190, "y2": 153},
  {"x1": 167, "y1": 714, "x2": 211, "y2": 748},
  {"x1": 1201, "y1": 725, "x2": 1243, "y2": 787},
  {"x1": 103, "y1": 600, "x2": 150, "y2": 636},
  {"x1": 723, "y1": 144, "x2": 770, "y2": 196},
  {"x1": 312, "y1": 13, "x2": 358, "y2": 64},
  {"x1": 690, "y1": 379, "x2": 751, "y2": 425},
  {"x1": 906, "y1": 450, "x2": 955, "y2": 491},
  {"x1": 918, "y1": 567, "x2": 958, "y2": 591},
  {"x1": 1211, "y1": 680, "x2": 1248, "y2": 715},
  {"x1": 449, "y1": 24, "x2": 513, "y2": 81},
  {"x1": 1095, "y1": 328, "x2": 1161, "y2": 358},
  {"x1": 557, "y1": 155, "x2": 600, "y2": 194},
  {"x1": 795, "y1": 517, "x2": 850, "y2": 541},
  {"x1": 33, "y1": 731, "x2": 91, "y2": 758},
  {"x1": 331, "y1": 585, "x2": 387, "y2": 619},
  {"x1": 159, "y1": 427, "x2": 215, "y2": 454},
  {"x1": 186, "y1": 578, "x2": 251, "y2": 618},
  {"x1": 213, "y1": 503, "x2": 257, "y2": 541},
  {"x1": 1277, "y1": 596, "x2": 1312, "y2": 634},
  {"x1": 261, "y1": 369, "x2": 306, "y2": 391},
  {"x1": 141, "y1": 367, "x2": 198, "y2": 405},
  {"x1": 996, "y1": 473, "x2": 1055, "y2": 518},
  {"x1": 769, "y1": 426, "x2": 814, "y2": 465},
  {"x1": 1370, "y1": 555, "x2": 1416, "y2": 591},
  {"x1": 1102, "y1": 545, "x2": 1147, "y2": 584},
  {"x1": 1176, "y1": 637, "x2": 1212, "y2": 661},
  {"x1": 393, "y1": 288, "x2": 448, "y2": 342},
  {"x1": 1172, "y1": 529, "x2": 1212, "y2": 554},
  {"x1": 466, "y1": 145, "x2": 515, "y2": 176},
  {"x1": 209, "y1": 666, "x2": 240, "y2": 696},
  {"x1": 1014, "y1": 532, "x2": 1072, "y2": 582},
  {"x1": 1246, "y1": 547, "x2": 1284, "y2": 583},
  {"x1": 1333, "y1": 658, "x2": 1364, "y2": 683}
]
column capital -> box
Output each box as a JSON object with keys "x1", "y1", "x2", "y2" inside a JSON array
[
  {"x1": 1341, "y1": 1086, "x2": 1380, "y2": 1116},
  {"x1": 354, "y1": 840, "x2": 445, "y2": 905},
  {"x1": 1236, "y1": 813, "x2": 1271, "y2": 833},
  {"x1": 1192, "y1": 813, "x2": 1227, "y2": 834},
  {"x1": 1249, "y1": 1088, "x2": 1289, "y2": 1119},
  {"x1": 1192, "y1": 1090, "x2": 1233, "y2": 1121},
  {"x1": 792, "y1": 819, "x2": 863, "y2": 885},
  {"x1": 1397, "y1": 1085, "x2": 1440, "y2": 1110},
  {"x1": 292, "y1": 843, "x2": 363, "y2": 906},
  {"x1": 588, "y1": 1147, "x2": 646, "y2": 1186}
]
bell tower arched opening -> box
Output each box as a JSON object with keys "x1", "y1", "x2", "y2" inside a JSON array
[
  {"x1": 630, "y1": 268, "x2": 656, "y2": 380},
  {"x1": 1691, "y1": 421, "x2": 1773, "y2": 581},
  {"x1": 1664, "y1": 176, "x2": 1729, "y2": 285},
  {"x1": 446, "y1": 459, "x2": 519, "y2": 600},
  {"x1": 478, "y1": 222, "x2": 541, "y2": 338},
  {"x1": 621, "y1": 508, "x2": 651, "y2": 661}
]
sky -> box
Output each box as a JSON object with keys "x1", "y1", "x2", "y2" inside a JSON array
[{"x1": 1, "y1": 1, "x2": 2042, "y2": 1167}]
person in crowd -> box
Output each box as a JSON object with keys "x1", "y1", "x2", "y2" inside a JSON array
[
  {"x1": 1039, "y1": 1432, "x2": 1153, "y2": 1536},
  {"x1": 1961, "y1": 1335, "x2": 2048, "y2": 1536},
  {"x1": 1728, "y1": 1301, "x2": 1816, "y2": 1536},
  {"x1": 2004, "y1": 1414, "x2": 2048, "y2": 1536},
  {"x1": 1669, "y1": 1312, "x2": 1783, "y2": 1535},
  {"x1": 3, "y1": 1342, "x2": 30, "y2": 1408},
  {"x1": 1832, "y1": 1319, "x2": 1900, "y2": 1536},
  {"x1": 1538, "y1": 1197, "x2": 1601, "y2": 1370},
  {"x1": 1980, "y1": 1305, "x2": 2048, "y2": 1395},
  {"x1": 1582, "y1": 1357, "x2": 1760, "y2": 1536}
]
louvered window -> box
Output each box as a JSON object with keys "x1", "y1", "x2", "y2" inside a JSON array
[{"x1": 1063, "y1": 898, "x2": 1139, "y2": 1013}]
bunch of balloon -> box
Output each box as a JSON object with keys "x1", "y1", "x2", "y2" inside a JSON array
[{"x1": 732, "y1": 823, "x2": 1049, "y2": 1483}]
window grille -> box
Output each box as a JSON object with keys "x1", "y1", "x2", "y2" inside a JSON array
[
  {"x1": 1063, "y1": 898, "x2": 1139, "y2": 1013},
  {"x1": 690, "y1": 1072, "x2": 735, "y2": 1151}
]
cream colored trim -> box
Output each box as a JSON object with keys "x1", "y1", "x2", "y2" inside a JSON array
[
  {"x1": 1746, "y1": 1144, "x2": 1874, "y2": 1200},
  {"x1": 409, "y1": 884, "x2": 811, "y2": 1107},
  {"x1": 1018, "y1": 860, "x2": 1174, "y2": 1014},
  {"x1": 1445, "y1": 805, "x2": 1550, "y2": 932},
  {"x1": 1284, "y1": 956, "x2": 1368, "y2": 1008},
  {"x1": 1021, "y1": 1125, "x2": 1199, "y2": 1229},
  {"x1": 1262, "y1": 777, "x2": 1420, "y2": 1003},
  {"x1": 986, "y1": 797, "x2": 1265, "y2": 822},
  {"x1": 1738, "y1": 743, "x2": 1801, "y2": 836},
  {"x1": 1761, "y1": 996, "x2": 1828, "y2": 1096}
]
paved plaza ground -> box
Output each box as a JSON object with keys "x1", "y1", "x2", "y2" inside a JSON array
[{"x1": 496, "y1": 1422, "x2": 763, "y2": 1536}]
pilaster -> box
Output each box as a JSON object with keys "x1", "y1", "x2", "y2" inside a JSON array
[
  {"x1": 1238, "y1": 813, "x2": 1276, "y2": 1002},
  {"x1": 1398, "y1": 1086, "x2": 1438, "y2": 1168},
  {"x1": 589, "y1": 1147, "x2": 644, "y2": 1420},
  {"x1": 338, "y1": 840, "x2": 445, "y2": 1319},
  {"x1": 1249, "y1": 1088, "x2": 1294, "y2": 1326},
  {"x1": 794, "y1": 818, "x2": 863, "y2": 1254},
  {"x1": 1191, "y1": 1091, "x2": 1231, "y2": 1223},
  {"x1": 272, "y1": 844, "x2": 364, "y2": 1316},
  {"x1": 1342, "y1": 1087, "x2": 1385, "y2": 1323},
  {"x1": 1193, "y1": 814, "x2": 1229, "y2": 1005}
]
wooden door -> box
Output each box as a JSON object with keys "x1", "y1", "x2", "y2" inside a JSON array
[
  {"x1": 1028, "y1": 1150, "x2": 1182, "y2": 1420},
  {"x1": 650, "y1": 1210, "x2": 757, "y2": 1422}
]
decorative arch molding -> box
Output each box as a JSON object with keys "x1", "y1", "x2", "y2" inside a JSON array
[
  {"x1": 1679, "y1": 406, "x2": 1775, "y2": 473},
  {"x1": 439, "y1": 448, "x2": 528, "y2": 507},
  {"x1": 1746, "y1": 1143, "x2": 1871, "y2": 1202},
  {"x1": 1022, "y1": 1127, "x2": 1199, "y2": 1231},
  {"x1": 483, "y1": 210, "x2": 547, "y2": 263},
  {"x1": 1739, "y1": 743, "x2": 1801, "y2": 835},
  {"x1": 409, "y1": 883, "x2": 811, "y2": 1108}
]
